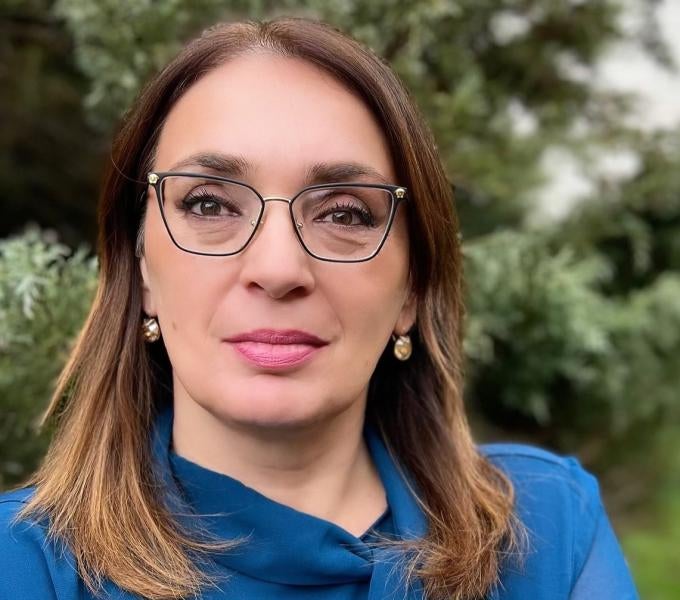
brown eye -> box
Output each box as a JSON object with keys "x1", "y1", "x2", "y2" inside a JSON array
[
  {"x1": 330, "y1": 211, "x2": 355, "y2": 226},
  {"x1": 195, "y1": 199, "x2": 222, "y2": 216},
  {"x1": 314, "y1": 203, "x2": 373, "y2": 227}
]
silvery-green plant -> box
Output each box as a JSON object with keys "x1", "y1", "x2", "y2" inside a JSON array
[{"x1": 0, "y1": 228, "x2": 97, "y2": 487}]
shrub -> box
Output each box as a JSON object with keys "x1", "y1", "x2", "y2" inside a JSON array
[{"x1": 0, "y1": 228, "x2": 97, "y2": 487}]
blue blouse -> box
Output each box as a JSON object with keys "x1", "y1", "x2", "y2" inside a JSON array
[{"x1": 0, "y1": 405, "x2": 639, "y2": 599}]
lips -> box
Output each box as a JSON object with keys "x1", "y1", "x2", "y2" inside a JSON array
[
  {"x1": 224, "y1": 329, "x2": 328, "y2": 369},
  {"x1": 225, "y1": 329, "x2": 328, "y2": 345}
]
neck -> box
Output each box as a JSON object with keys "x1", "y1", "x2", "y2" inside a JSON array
[{"x1": 171, "y1": 395, "x2": 387, "y2": 537}]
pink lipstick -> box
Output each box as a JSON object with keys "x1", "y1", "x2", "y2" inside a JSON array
[{"x1": 224, "y1": 329, "x2": 328, "y2": 370}]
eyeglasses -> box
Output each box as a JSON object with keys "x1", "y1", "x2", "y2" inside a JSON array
[{"x1": 146, "y1": 172, "x2": 408, "y2": 263}]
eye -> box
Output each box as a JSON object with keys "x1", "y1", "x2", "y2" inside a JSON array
[
  {"x1": 313, "y1": 200, "x2": 375, "y2": 227},
  {"x1": 320, "y1": 208, "x2": 368, "y2": 226},
  {"x1": 330, "y1": 211, "x2": 353, "y2": 226},
  {"x1": 180, "y1": 189, "x2": 240, "y2": 217},
  {"x1": 193, "y1": 198, "x2": 221, "y2": 216}
]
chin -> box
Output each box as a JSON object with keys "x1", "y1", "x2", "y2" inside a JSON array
[{"x1": 206, "y1": 383, "x2": 336, "y2": 432}]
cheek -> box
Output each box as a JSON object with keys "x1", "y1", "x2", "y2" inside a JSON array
[
  {"x1": 323, "y1": 232, "x2": 410, "y2": 358},
  {"x1": 143, "y1": 205, "x2": 231, "y2": 337}
]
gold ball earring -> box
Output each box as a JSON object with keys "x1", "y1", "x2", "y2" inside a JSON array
[
  {"x1": 141, "y1": 317, "x2": 161, "y2": 343},
  {"x1": 393, "y1": 334, "x2": 412, "y2": 361}
]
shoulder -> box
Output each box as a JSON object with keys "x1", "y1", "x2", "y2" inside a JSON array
[
  {"x1": 478, "y1": 441, "x2": 602, "y2": 530},
  {"x1": 0, "y1": 486, "x2": 58, "y2": 597},
  {"x1": 478, "y1": 443, "x2": 605, "y2": 595},
  {"x1": 479, "y1": 442, "x2": 600, "y2": 516},
  {"x1": 0, "y1": 485, "x2": 43, "y2": 546},
  {"x1": 0, "y1": 485, "x2": 42, "y2": 534},
  {"x1": 0, "y1": 486, "x2": 83, "y2": 599}
]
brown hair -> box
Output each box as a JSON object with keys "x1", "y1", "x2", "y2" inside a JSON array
[{"x1": 20, "y1": 17, "x2": 525, "y2": 600}]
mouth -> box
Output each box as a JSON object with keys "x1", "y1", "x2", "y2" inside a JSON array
[{"x1": 223, "y1": 329, "x2": 329, "y2": 370}]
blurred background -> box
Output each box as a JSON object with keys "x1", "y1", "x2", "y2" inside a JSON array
[{"x1": 1, "y1": 1, "x2": 678, "y2": 596}]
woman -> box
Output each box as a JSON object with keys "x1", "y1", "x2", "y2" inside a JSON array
[{"x1": 0, "y1": 17, "x2": 637, "y2": 600}]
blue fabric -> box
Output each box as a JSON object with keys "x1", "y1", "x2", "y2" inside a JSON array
[
  {"x1": 481, "y1": 444, "x2": 639, "y2": 600},
  {"x1": 0, "y1": 405, "x2": 639, "y2": 599}
]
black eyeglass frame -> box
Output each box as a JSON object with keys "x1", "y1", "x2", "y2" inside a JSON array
[{"x1": 146, "y1": 171, "x2": 409, "y2": 263}]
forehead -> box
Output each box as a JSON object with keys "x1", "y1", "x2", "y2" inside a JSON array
[{"x1": 153, "y1": 52, "x2": 396, "y2": 187}]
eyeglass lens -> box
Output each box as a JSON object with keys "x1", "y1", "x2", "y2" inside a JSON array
[{"x1": 159, "y1": 175, "x2": 394, "y2": 260}]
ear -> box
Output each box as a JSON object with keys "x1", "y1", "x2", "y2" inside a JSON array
[
  {"x1": 394, "y1": 289, "x2": 417, "y2": 335},
  {"x1": 139, "y1": 255, "x2": 157, "y2": 316}
]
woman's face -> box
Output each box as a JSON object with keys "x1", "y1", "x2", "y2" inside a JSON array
[{"x1": 140, "y1": 52, "x2": 416, "y2": 431}]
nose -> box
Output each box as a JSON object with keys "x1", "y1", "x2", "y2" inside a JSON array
[{"x1": 238, "y1": 200, "x2": 315, "y2": 299}]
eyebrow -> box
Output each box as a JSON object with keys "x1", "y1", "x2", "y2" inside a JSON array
[
  {"x1": 168, "y1": 152, "x2": 251, "y2": 178},
  {"x1": 166, "y1": 152, "x2": 391, "y2": 186},
  {"x1": 306, "y1": 161, "x2": 390, "y2": 186}
]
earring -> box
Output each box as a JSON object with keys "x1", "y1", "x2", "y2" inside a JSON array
[
  {"x1": 142, "y1": 317, "x2": 161, "y2": 343},
  {"x1": 393, "y1": 334, "x2": 412, "y2": 361}
]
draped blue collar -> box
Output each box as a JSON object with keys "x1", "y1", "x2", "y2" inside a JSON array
[{"x1": 150, "y1": 404, "x2": 427, "y2": 599}]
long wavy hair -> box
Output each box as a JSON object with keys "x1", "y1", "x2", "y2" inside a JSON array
[{"x1": 19, "y1": 17, "x2": 524, "y2": 600}]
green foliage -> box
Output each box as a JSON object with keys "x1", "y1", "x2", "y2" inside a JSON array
[
  {"x1": 53, "y1": 0, "x2": 253, "y2": 130},
  {"x1": 0, "y1": 228, "x2": 97, "y2": 487},
  {"x1": 464, "y1": 230, "x2": 612, "y2": 426},
  {"x1": 559, "y1": 130, "x2": 680, "y2": 293},
  {"x1": 465, "y1": 229, "x2": 680, "y2": 449}
]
